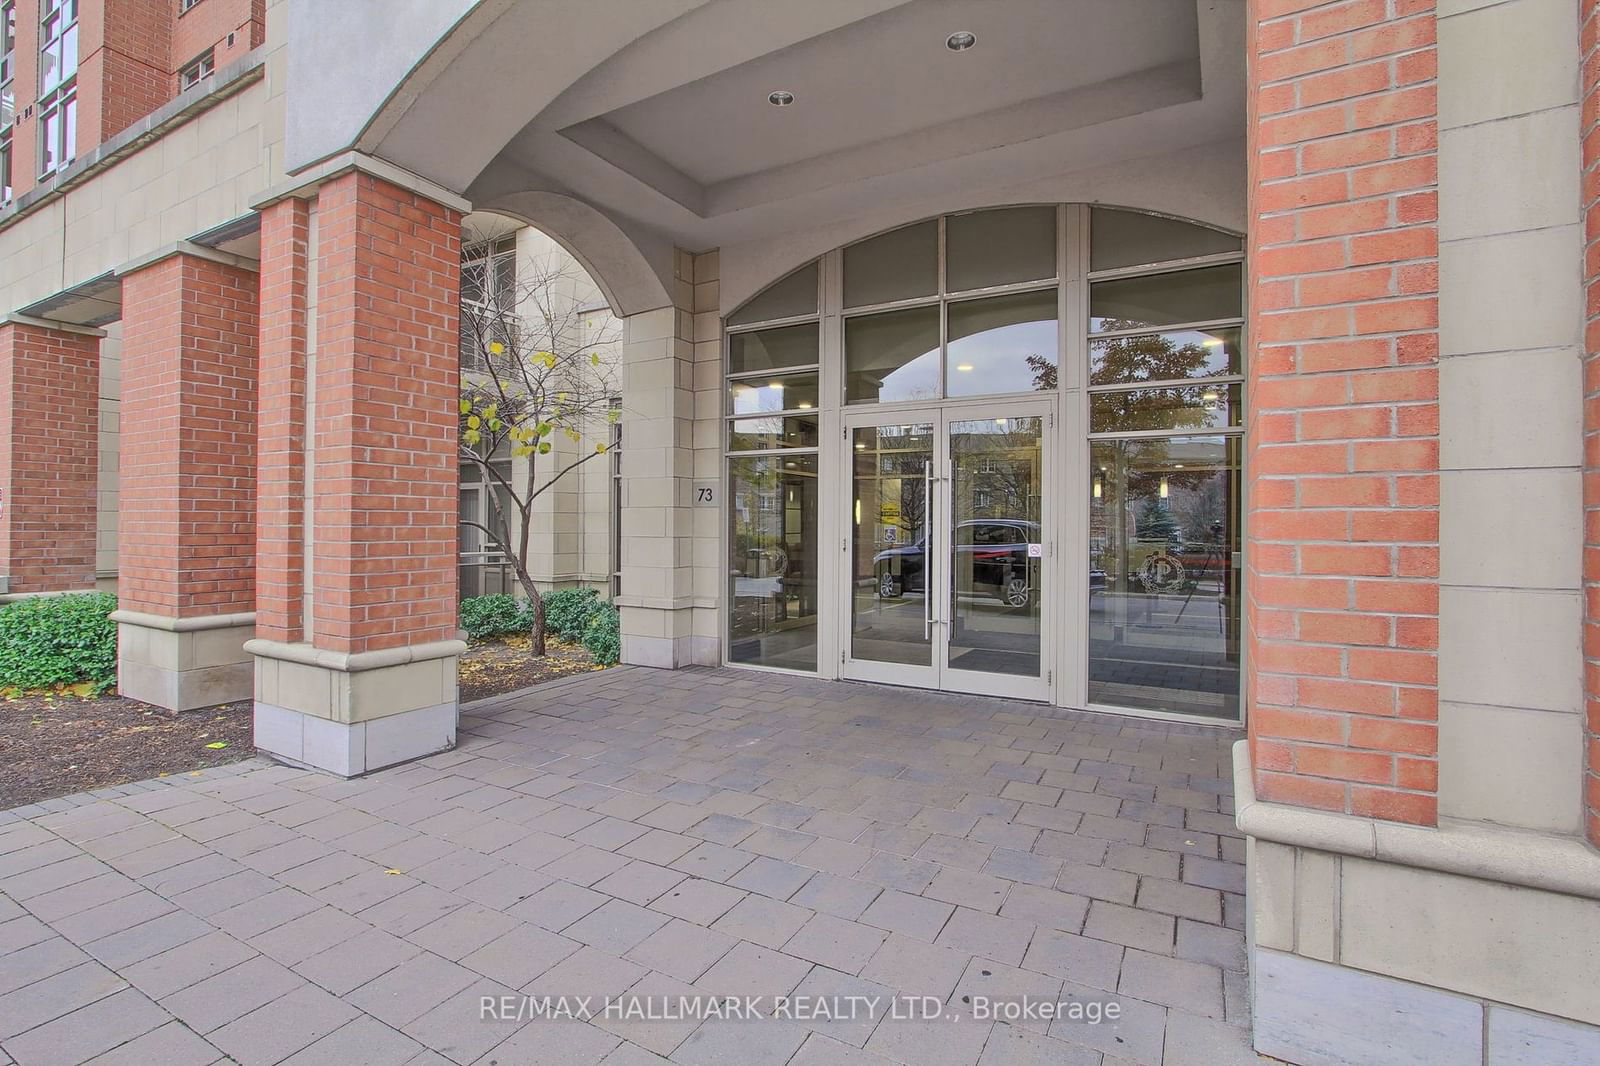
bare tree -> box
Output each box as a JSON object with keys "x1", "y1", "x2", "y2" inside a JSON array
[{"x1": 457, "y1": 229, "x2": 622, "y2": 655}]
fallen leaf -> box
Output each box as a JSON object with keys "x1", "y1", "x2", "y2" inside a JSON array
[
  {"x1": 205, "y1": 742, "x2": 228, "y2": 750},
  {"x1": 384, "y1": 869, "x2": 404, "y2": 876}
]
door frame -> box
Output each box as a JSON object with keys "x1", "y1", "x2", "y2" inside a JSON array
[{"x1": 836, "y1": 396, "x2": 1057, "y2": 702}]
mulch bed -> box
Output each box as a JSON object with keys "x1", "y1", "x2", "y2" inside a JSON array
[
  {"x1": 458, "y1": 635, "x2": 607, "y2": 703},
  {"x1": 0, "y1": 695, "x2": 253, "y2": 810},
  {"x1": 0, "y1": 637, "x2": 606, "y2": 810}
]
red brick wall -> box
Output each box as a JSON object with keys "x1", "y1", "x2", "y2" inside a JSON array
[
  {"x1": 306, "y1": 172, "x2": 461, "y2": 654},
  {"x1": 171, "y1": 0, "x2": 262, "y2": 86},
  {"x1": 86, "y1": 0, "x2": 173, "y2": 141},
  {"x1": 255, "y1": 197, "x2": 310, "y2": 643},
  {"x1": 1582, "y1": 0, "x2": 1600, "y2": 847},
  {"x1": 1247, "y1": 0, "x2": 1441, "y2": 826},
  {"x1": 0, "y1": 323, "x2": 100, "y2": 593},
  {"x1": 119, "y1": 254, "x2": 258, "y2": 617}
]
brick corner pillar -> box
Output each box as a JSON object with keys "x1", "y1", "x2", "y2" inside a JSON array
[
  {"x1": 0, "y1": 317, "x2": 103, "y2": 599},
  {"x1": 1584, "y1": 0, "x2": 1600, "y2": 849},
  {"x1": 248, "y1": 163, "x2": 466, "y2": 777},
  {"x1": 1245, "y1": 0, "x2": 1440, "y2": 829},
  {"x1": 112, "y1": 246, "x2": 261, "y2": 712}
]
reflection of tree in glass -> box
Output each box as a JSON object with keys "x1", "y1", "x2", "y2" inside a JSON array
[
  {"x1": 1135, "y1": 497, "x2": 1179, "y2": 545},
  {"x1": 1027, "y1": 353, "x2": 1057, "y2": 392},
  {"x1": 1174, "y1": 477, "x2": 1226, "y2": 545},
  {"x1": 951, "y1": 421, "x2": 1041, "y2": 524},
  {"x1": 1091, "y1": 323, "x2": 1216, "y2": 434}
]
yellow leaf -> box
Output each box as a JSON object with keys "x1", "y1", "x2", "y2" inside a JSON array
[
  {"x1": 591, "y1": 353, "x2": 600, "y2": 366},
  {"x1": 385, "y1": 869, "x2": 404, "y2": 876},
  {"x1": 467, "y1": 414, "x2": 481, "y2": 429},
  {"x1": 459, "y1": 398, "x2": 472, "y2": 414},
  {"x1": 205, "y1": 741, "x2": 228, "y2": 749},
  {"x1": 489, "y1": 341, "x2": 505, "y2": 355},
  {"x1": 595, "y1": 443, "x2": 607, "y2": 454}
]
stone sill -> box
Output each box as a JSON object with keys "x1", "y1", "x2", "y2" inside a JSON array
[
  {"x1": 0, "y1": 49, "x2": 267, "y2": 235},
  {"x1": 1232, "y1": 739, "x2": 1600, "y2": 901}
]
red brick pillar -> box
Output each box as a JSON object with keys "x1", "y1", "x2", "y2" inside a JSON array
[
  {"x1": 112, "y1": 248, "x2": 260, "y2": 711},
  {"x1": 249, "y1": 166, "x2": 465, "y2": 776},
  {"x1": 0, "y1": 319, "x2": 101, "y2": 597},
  {"x1": 256, "y1": 197, "x2": 311, "y2": 645},
  {"x1": 1582, "y1": 0, "x2": 1600, "y2": 847},
  {"x1": 1247, "y1": 0, "x2": 1441, "y2": 826}
]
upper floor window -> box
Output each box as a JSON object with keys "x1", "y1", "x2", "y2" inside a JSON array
[
  {"x1": 39, "y1": 0, "x2": 77, "y2": 95},
  {"x1": 179, "y1": 49, "x2": 214, "y2": 91},
  {"x1": 460, "y1": 236, "x2": 517, "y2": 370},
  {"x1": 37, "y1": 85, "x2": 73, "y2": 177},
  {"x1": 178, "y1": 0, "x2": 203, "y2": 12},
  {"x1": 1, "y1": 129, "x2": 12, "y2": 204},
  {"x1": 2, "y1": 1, "x2": 17, "y2": 137}
]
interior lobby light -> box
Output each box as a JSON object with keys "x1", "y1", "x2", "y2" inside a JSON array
[
  {"x1": 797, "y1": 401, "x2": 813, "y2": 409},
  {"x1": 768, "y1": 90, "x2": 795, "y2": 106},
  {"x1": 855, "y1": 499, "x2": 861, "y2": 524},
  {"x1": 1093, "y1": 478, "x2": 1102, "y2": 499},
  {"x1": 956, "y1": 364, "x2": 974, "y2": 372},
  {"x1": 1202, "y1": 337, "x2": 1224, "y2": 347},
  {"x1": 1159, "y1": 477, "x2": 1169, "y2": 499},
  {"x1": 946, "y1": 31, "x2": 976, "y2": 51}
]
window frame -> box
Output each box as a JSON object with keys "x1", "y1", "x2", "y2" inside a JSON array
[{"x1": 178, "y1": 48, "x2": 215, "y2": 91}]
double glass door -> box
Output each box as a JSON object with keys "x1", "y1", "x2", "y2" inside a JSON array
[{"x1": 843, "y1": 401, "x2": 1053, "y2": 701}]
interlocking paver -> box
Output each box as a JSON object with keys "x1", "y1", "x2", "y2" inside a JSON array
[
  {"x1": 78, "y1": 1019, "x2": 225, "y2": 1066},
  {"x1": 159, "y1": 954, "x2": 305, "y2": 1033},
  {"x1": 346, "y1": 950, "x2": 477, "y2": 1027},
  {"x1": 0, "y1": 666, "x2": 1241, "y2": 1066},
  {"x1": 4, "y1": 986, "x2": 170, "y2": 1066},
  {"x1": 293, "y1": 927, "x2": 421, "y2": 996},
  {"x1": 209, "y1": 982, "x2": 360, "y2": 1065},
  {"x1": 118, "y1": 927, "x2": 255, "y2": 999}
]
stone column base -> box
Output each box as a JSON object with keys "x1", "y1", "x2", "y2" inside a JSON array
[
  {"x1": 112, "y1": 609, "x2": 255, "y2": 712},
  {"x1": 246, "y1": 637, "x2": 464, "y2": 777},
  {"x1": 1234, "y1": 741, "x2": 1600, "y2": 1065}
]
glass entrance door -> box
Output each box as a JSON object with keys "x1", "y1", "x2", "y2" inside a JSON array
[{"x1": 842, "y1": 402, "x2": 1053, "y2": 700}]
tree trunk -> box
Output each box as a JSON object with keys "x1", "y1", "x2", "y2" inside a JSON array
[{"x1": 517, "y1": 572, "x2": 547, "y2": 657}]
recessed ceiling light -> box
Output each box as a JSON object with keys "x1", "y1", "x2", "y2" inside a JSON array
[
  {"x1": 946, "y1": 31, "x2": 977, "y2": 51},
  {"x1": 768, "y1": 90, "x2": 795, "y2": 106},
  {"x1": 956, "y1": 364, "x2": 974, "y2": 372}
]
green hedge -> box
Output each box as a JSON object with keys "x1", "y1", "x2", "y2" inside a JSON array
[
  {"x1": 459, "y1": 594, "x2": 534, "y2": 642},
  {"x1": 582, "y1": 603, "x2": 621, "y2": 666},
  {"x1": 545, "y1": 586, "x2": 602, "y2": 642},
  {"x1": 0, "y1": 592, "x2": 119, "y2": 693}
]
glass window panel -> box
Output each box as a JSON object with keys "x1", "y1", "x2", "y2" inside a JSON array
[
  {"x1": 1090, "y1": 208, "x2": 1242, "y2": 271},
  {"x1": 1089, "y1": 435, "x2": 1240, "y2": 719},
  {"x1": 843, "y1": 220, "x2": 937, "y2": 307},
  {"x1": 845, "y1": 305, "x2": 940, "y2": 404},
  {"x1": 1089, "y1": 326, "x2": 1241, "y2": 387},
  {"x1": 728, "y1": 415, "x2": 818, "y2": 451},
  {"x1": 1090, "y1": 383, "x2": 1241, "y2": 434},
  {"x1": 947, "y1": 416, "x2": 1044, "y2": 678},
  {"x1": 946, "y1": 206, "x2": 1056, "y2": 292},
  {"x1": 728, "y1": 453, "x2": 818, "y2": 671},
  {"x1": 1090, "y1": 264, "x2": 1242, "y2": 333},
  {"x1": 461, "y1": 261, "x2": 486, "y2": 305},
  {"x1": 728, "y1": 322, "x2": 818, "y2": 375},
  {"x1": 61, "y1": 23, "x2": 75, "y2": 78},
  {"x1": 851, "y1": 423, "x2": 934, "y2": 667},
  {"x1": 727, "y1": 261, "x2": 818, "y2": 326},
  {"x1": 946, "y1": 288, "x2": 1059, "y2": 397},
  {"x1": 728, "y1": 372, "x2": 818, "y2": 415},
  {"x1": 61, "y1": 93, "x2": 74, "y2": 161}
]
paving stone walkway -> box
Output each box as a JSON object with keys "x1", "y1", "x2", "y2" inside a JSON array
[{"x1": 0, "y1": 666, "x2": 1263, "y2": 1066}]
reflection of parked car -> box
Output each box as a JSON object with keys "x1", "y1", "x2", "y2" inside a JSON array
[{"x1": 874, "y1": 520, "x2": 1038, "y2": 607}]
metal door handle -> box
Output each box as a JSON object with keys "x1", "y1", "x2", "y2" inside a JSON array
[{"x1": 923, "y1": 460, "x2": 933, "y2": 640}]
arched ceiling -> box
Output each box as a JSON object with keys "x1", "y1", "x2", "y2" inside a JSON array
[{"x1": 302, "y1": 0, "x2": 1244, "y2": 310}]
